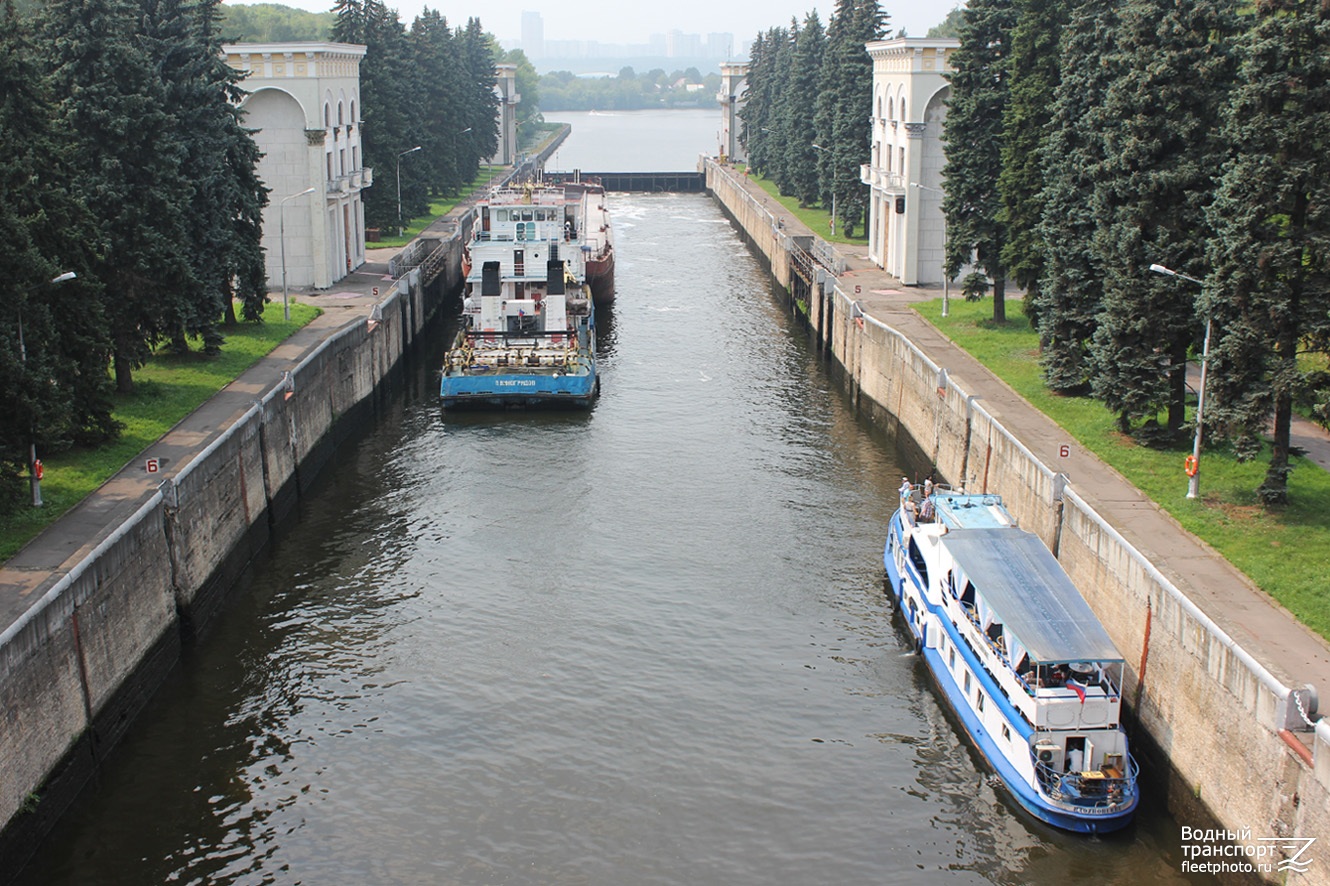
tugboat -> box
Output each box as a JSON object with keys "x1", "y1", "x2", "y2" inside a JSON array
[
  {"x1": 440, "y1": 183, "x2": 598, "y2": 408},
  {"x1": 884, "y1": 484, "x2": 1140, "y2": 833}
]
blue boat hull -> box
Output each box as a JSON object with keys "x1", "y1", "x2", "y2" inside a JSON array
[
  {"x1": 883, "y1": 514, "x2": 1137, "y2": 835},
  {"x1": 440, "y1": 370, "x2": 597, "y2": 408}
]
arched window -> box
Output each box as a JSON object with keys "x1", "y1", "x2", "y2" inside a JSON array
[
  {"x1": 338, "y1": 101, "x2": 344, "y2": 126},
  {"x1": 324, "y1": 102, "x2": 331, "y2": 128},
  {"x1": 888, "y1": 98, "x2": 894, "y2": 120},
  {"x1": 350, "y1": 100, "x2": 357, "y2": 128}
]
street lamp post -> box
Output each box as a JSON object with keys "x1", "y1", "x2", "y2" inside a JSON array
[
  {"x1": 396, "y1": 145, "x2": 422, "y2": 236},
  {"x1": 18, "y1": 271, "x2": 78, "y2": 506},
  {"x1": 1149, "y1": 262, "x2": 1209, "y2": 500},
  {"x1": 279, "y1": 187, "x2": 316, "y2": 322},
  {"x1": 810, "y1": 143, "x2": 836, "y2": 237},
  {"x1": 911, "y1": 182, "x2": 950, "y2": 317}
]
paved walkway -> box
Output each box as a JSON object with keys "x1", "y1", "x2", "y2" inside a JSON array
[{"x1": 735, "y1": 173, "x2": 1330, "y2": 715}]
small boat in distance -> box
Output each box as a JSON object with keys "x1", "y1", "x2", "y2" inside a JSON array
[
  {"x1": 440, "y1": 183, "x2": 598, "y2": 408},
  {"x1": 883, "y1": 485, "x2": 1139, "y2": 833}
]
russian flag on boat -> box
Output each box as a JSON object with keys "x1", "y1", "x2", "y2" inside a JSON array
[{"x1": 1067, "y1": 678, "x2": 1087, "y2": 702}]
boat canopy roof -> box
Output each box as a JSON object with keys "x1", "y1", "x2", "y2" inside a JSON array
[{"x1": 944, "y1": 528, "x2": 1123, "y2": 665}]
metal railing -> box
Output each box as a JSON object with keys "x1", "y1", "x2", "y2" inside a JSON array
[{"x1": 1034, "y1": 754, "x2": 1139, "y2": 812}]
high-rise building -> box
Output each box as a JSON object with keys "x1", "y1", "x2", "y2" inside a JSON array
[
  {"x1": 706, "y1": 33, "x2": 733, "y2": 59},
  {"x1": 521, "y1": 11, "x2": 544, "y2": 58}
]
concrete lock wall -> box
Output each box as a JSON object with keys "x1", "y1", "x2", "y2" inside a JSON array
[
  {"x1": 704, "y1": 161, "x2": 1328, "y2": 884},
  {"x1": 0, "y1": 496, "x2": 178, "y2": 858},
  {"x1": 0, "y1": 258, "x2": 452, "y2": 867}
]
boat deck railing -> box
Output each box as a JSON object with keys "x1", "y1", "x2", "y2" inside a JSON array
[
  {"x1": 474, "y1": 231, "x2": 572, "y2": 245},
  {"x1": 444, "y1": 332, "x2": 590, "y2": 371},
  {"x1": 1034, "y1": 754, "x2": 1139, "y2": 812}
]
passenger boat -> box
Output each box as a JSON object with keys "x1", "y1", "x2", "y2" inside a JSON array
[
  {"x1": 440, "y1": 183, "x2": 598, "y2": 408},
  {"x1": 883, "y1": 485, "x2": 1139, "y2": 833}
]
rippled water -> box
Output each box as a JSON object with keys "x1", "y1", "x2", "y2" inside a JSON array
[{"x1": 16, "y1": 194, "x2": 1208, "y2": 885}]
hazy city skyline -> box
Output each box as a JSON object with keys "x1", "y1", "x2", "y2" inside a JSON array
[{"x1": 224, "y1": 0, "x2": 955, "y2": 52}]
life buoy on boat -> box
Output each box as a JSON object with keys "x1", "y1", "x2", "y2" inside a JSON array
[{"x1": 1184, "y1": 454, "x2": 1198, "y2": 477}]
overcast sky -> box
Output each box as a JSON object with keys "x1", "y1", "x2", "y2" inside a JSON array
[{"x1": 227, "y1": 1, "x2": 956, "y2": 48}]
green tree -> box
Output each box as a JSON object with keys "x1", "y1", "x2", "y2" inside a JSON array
[
  {"x1": 764, "y1": 22, "x2": 797, "y2": 191},
  {"x1": 942, "y1": 0, "x2": 1015, "y2": 322},
  {"x1": 44, "y1": 0, "x2": 195, "y2": 393},
  {"x1": 458, "y1": 18, "x2": 499, "y2": 170},
  {"x1": 814, "y1": 0, "x2": 885, "y2": 238},
  {"x1": 412, "y1": 9, "x2": 466, "y2": 195},
  {"x1": 219, "y1": 3, "x2": 334, "y2": 42},
  {"x1": 997, "y1": 0, "x2": 1068, "y2": 327},
  {"x1": 1088, "y1": 0, "x2": 1237, "y2": 437},
  {"x1": 1204, "y1": 0, "x2": 1330, "y2": 505},
  {"x1": 1033, "y1": 0, "x2": 1121, "y2": 393},
  {"x1": 786, "y1": 11, "x2": 826, "y2": 207},
  {"x1": 738, "y1": 29, "x2": 782, "y2": 176},
  {"x1": 0, "y1": 0, "x2": 114, "y2": 501},
  {"x1": 148, "y1": 0, "x2": 269, "y2": 344}
]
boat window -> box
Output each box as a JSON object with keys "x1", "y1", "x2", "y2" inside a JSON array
[
  {"x1": 907, "y1": 538, "x2": 928, "y2": 586},
  {"x1": 948, "y1": 648, "x2": 955, "y2": 669},
  {"x1": 496, "y1": 210, "x2": 508, "y2": 222},
  {"x1": 963, "y1": 671, "x2": 971, "y2": 694},
  {"x1": 1001, "y1": 724, "x2": 1010, "y2": 742},
  {"x1": 977, "y1": 692, "x2": 985, "y2": 712}
]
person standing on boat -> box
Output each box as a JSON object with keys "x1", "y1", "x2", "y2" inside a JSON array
[{"x1": 1066, "y1": 744, "x2": 1084, "y2": 774}]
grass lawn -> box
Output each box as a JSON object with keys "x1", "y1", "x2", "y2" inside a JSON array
[
  {"x1": 914, "y1": 296, "x2": 1330, "y2": 641},
  {"x1": 743, "y1": 169, "x2": 871, "y2": 248},
  {"x1": 0, "y1": 300, "x2": 321, "y2": 562}
]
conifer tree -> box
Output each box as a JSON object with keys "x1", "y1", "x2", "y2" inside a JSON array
[
  {"x1": 786, "y1": 11, "x2": 826, "y2": 207},
  {"x1": 738, "y1": 29, "x2": 781, "y2": 177},
  {"x1": 764, "y1": 22, "x2": 797, "y2": 193},
  {"x1": 814, "y1": 0, "x2": 885, "y2": 238},
  {"x1": 144, "y1": 0, "x2": 269, "y2": 343},
  {"x1": 1033, "y1": 0, "x2": 1120, "y2": 392},
  {"x1": 458, "y1": 17, "x2": 499, "y2": 174},
  {"x1": 1204, "y1": 0, "x2": 1330, "y2": 504},
  {"x1": 43, "y1": 0, "x2": 195, "y2": 393},
  {"x1": 1088, "y1": 0, "x2": 1237, "y2": 437},
  {"x1": 997, "y1": 0, "x2": 1068, "y2": 325},
  {"x1": 0, "y1": 0, "x2": 115, "y2": 498},
  {"x1": 412, "y1": 9, "x2": 467, "y2": 195},
  {"x1": 335, "y1": 0, "x2": 422, "y2": 229},
  {"x1": 941, "y1": 0, "x2": 1015, "y2": 322}
]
